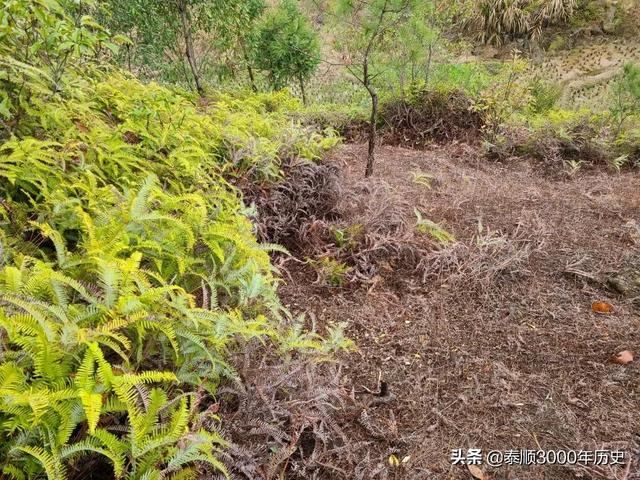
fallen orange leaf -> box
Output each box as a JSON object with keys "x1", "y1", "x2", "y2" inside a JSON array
[
  {"x1": 613, "y1": 350, "x2": 634, "y2": 365},
  {"x1": 467, "y1": 464, "x2": 486, "y2": 480},
  {"x1": 592, "y1": 301, "x2": 614, "y2": 314}
]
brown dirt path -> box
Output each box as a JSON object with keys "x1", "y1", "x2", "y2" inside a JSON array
[{"x1": 278, "y1": 143, "x2": 640, "y2": 479}]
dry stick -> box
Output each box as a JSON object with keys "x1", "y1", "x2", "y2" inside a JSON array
[
  {"x1": 356, "y1": 370, "x2": 386, "y2": 396},
  {"x1": 430, "y1": 407, "x2": 463, "y2": 433},
  {"x1": 621, "y1": 456, "x2": 632, "y2": 480},
  {"x1": 314, "y1": 460, "x2": 350, "y2": 479}
]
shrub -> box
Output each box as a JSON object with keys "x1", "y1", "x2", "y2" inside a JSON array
[
  {"x1": 379, "y1": 88, "x2": 483, "y2": 147},
  {"x1": 474, "y1": 55, "x2": 532, "y2": 142},
  {"x1": 250, "y1": 0, "x2": 321, "y2": 100},
  {"x1": 294, "y1": 103, "x2": 369, "y2": 142},
  {"x1": 426, "y1": 62, "x2": 496, "y2": 96},
  {"x1": 503, "y1": 109, "x2": 611, "y2": 168},
  {"x1": 467, "y1": 0, "x2": 577, "y2": 45},
  {"x1": 528, "y1": 77, "x2": 562, "y2": 114},
  {"x1": 611, "y1": 63, "x2": 640, "y2": 137},
  {"x1": 0, "y1": 2, "x2": 344, "y2": 478},
  {"x1": 1, "y1": 70, "x2": 336, "y2": 185},
  {"x1": 613, "y1": 126, "x2": 640, "y2": 167},
  {"x1": 0, "y1": 175, "x2": 277, "y2": 478}
]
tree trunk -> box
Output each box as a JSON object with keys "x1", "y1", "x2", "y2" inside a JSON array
[
  {"x1": 299, "y1": 76, "x2": 307, "y2": 106},
  {"x1": 365, "y1": 85, "x2": 378, "y2": 178},
  {"x1": 425, "y1": 44, "x2": 433, "y2": 86},
  {"x1": 246, "y1": 63, "x2": 257, "y2": 92},
  {"x1": 242, "y1": 44, "x2": 258, "y2": 93},
  {"x1": 177, "y1": 1, "x2": 204, "y2": 96}
]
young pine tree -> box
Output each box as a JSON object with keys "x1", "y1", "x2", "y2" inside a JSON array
[
  {"x1": 251, "y1": 0, "x2": 321, "y2": 104},
  {"x1": 329, "y1": 0, "x2": 425, "y2": 177}
]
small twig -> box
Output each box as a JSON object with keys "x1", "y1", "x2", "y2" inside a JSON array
[{"x1": 620, "y1": 455, "x2": 632, "y2": 480}]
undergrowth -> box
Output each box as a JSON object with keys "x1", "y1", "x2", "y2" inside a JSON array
[
  {"x1": 0, "y1": 1, "x2": 344, "y2": 478},
  {"x1": 305, "y1": 57, "x2": 640, "y2": 172},
  {"x1": 379, "y1": 87, "x2": 483, "y2": 147}
]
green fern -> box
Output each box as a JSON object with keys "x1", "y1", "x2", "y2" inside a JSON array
[{"x1": 0, "y1": 2, "x2": 339, "y2": 478}]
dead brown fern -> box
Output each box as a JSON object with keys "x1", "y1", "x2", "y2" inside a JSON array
[
  {"x1": 248, "y1": 160, "x2": 435, "y2": 287},
  {"x1": 246, "y1": 159, "x2": 342, "y2": 252},
  {"x1": 203, "y1": 340, "x2": 356, "y2": 480},
  {"x1": 379, "y1": 90, "x2": 483, "y2": 148}
]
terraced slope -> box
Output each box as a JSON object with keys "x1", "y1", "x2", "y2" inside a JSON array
[{"x1": 531, "y1": 40, "x2": 640, "y2": 108}]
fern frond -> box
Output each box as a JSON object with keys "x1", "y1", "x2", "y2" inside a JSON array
[
  {"x1": 16, "y1": 446, "x2": 65, "y2": 480},
  {"x1": 2, "y1": 465, "x2": 26, "y2": 480},
  {"x1": 33, "y1": 223, "x2": 68, "y2": 267},
  {"x1": 130, "y1": 174, "x2": 158, "y2": 219},
  {"x1": 60, "y1": 438, "x2": 125, "y2": 478},
  {"x1": 78, "y1": 391, "x2": 102, "y2": 434}
]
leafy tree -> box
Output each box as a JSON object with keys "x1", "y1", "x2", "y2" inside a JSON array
[
  {"x1": 394, "y1": 1, "x2": 442, "y2": 89},
  {"x1": 0, "y1": 0, "x2": 118, "y2": 133},
  {"x1": 214, "y1": 0, "x2": 266, "y2": 91},
  {"x1": 252, "y1": 0, "x2": 321, "y2": 104},
  {"x1": 103, "y1": 0, "x2": 266, "y2": 94},
  {"x1": 101, "y1": 0, "x2": 205, "y2": 93},
  {"x1": 329, "y1": 0, "x2": 421, "y2": 177},
  {"x1": 612, "y1": 63, "x2": 640, "y2": 136}
]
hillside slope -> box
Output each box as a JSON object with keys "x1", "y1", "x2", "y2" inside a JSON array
[{"x1": 278, "y1": 142, "x2": 640, "y2": 479}]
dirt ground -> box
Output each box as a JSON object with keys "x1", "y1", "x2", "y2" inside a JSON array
[{"x1": 277, "y1": 143, "x2": 640, "y2": 480}]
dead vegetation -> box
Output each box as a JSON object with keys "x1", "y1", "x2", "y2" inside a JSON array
[
  {"x1": 251, "y1": 144, "x2": 544, "y2": 293},
  {"x1": 246, "y1": 159, "x2": 343, "y2": 252},
  {"x1": 380, "y1": 90, "x2": 483, "y2": 148},
  {"x1": 206, "y1": 341, "x2": 351, "y2": 480},
  {"x1": 247, "y1": 158, "x2": 436, "y2": 287},
  {"x1": 263, "y1": 143, "x2": 640, "y2": 479},
  {"x1": 419, "y1": 220, "x2": 544, "y2": 289}
]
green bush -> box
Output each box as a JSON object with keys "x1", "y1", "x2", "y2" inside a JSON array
[
  {"x1": 613, "y1": 125, "x2": 640, "y2": 167},
  {"x1": 0, "y1": 175, "x2": 273, "y2": 478},
  {"x1": 528, "y1": 77, "x2": 562, "y2": 114},
  {"x1": 611, "y1": 63, "x2": 640, "y2": 136},
  {"x1": 293, "y1": 102, "x2": 368, "y2": 140},
  {"x1": 250, "y1": 0, "x2": 321, "y2": 96},
  {"x1": 426, "y1": 62, "x2": 496, "y2": 96},
  {"x1": 505, "y1": 109, "x2": 614, "y2": 167}
]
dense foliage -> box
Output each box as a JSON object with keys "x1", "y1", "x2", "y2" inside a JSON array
[
  {"x1": 101, "y1": 0, "x2": 268, "y2": 93},
  {"x1": 102, "y1": 0, "x2": 321, "y2": 97},
  {"x1": 0, "y1": 1, "x2": 341, "y2": 478},
  {"x1": 251, "y1": 0, "x2": 321, "y2": 102},
  {"x1": 1, "y1": 0, "x2": 639, "y2": 477}
]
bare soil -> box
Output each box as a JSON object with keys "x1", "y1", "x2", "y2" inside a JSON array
[{"x1": 277, "y1": 143, "x2": 640, "y2": 480}]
